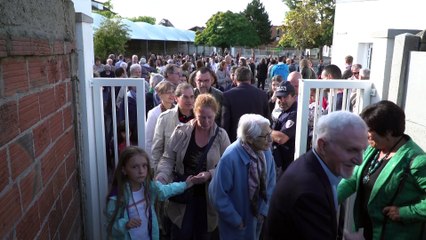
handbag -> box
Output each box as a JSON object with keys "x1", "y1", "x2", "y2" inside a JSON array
[{"x1": 169, "y1": 127, "x2": 220, "y2": 204}]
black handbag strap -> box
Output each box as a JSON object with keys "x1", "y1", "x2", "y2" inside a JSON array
[{"x1": 196, "y1": 127, "x2": 220, "y2": 172}]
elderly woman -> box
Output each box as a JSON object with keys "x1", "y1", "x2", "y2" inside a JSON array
[
  {"x1": 145, "y1": 81, "x2": 175, "y2": 158},
  {"x1": 209, "y1": 114, "x2": 276, "y2": 240},
  {"x1": 338, "y1": 100, "x2": 426, "y2": 240},
  {"x1": 156, "y1": 94, "x2": 230, "y2": 240}
]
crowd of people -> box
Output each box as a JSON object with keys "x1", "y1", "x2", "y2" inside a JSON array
[{"x1": 99, "y1": 51, "x2": 425, "y2": 240}]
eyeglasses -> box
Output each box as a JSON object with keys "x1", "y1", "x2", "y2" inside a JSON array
[
  {"x1": 352, "y1": 72, "x2": 359, "y2": 75},
  {"x1": 257, "y1": 130, "x2": 272, "y2": 140}
]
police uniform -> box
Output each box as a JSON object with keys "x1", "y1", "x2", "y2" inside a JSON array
[{"x1": 272, "y1": 101, "x2": 297, "y2": 171}]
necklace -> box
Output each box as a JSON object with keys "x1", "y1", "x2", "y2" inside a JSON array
[
  {"x1": 363, "y1": 136, "x2": 404, "y2": 184},
  {"x1": 129, "y1": 184, "x2": 142, "y2": 221}
]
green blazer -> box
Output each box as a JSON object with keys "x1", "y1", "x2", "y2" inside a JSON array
[{"x1": 338, "y1": 136, "x2": 426, "y2": 239}]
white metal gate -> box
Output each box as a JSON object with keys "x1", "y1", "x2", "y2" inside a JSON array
[
  {"x1": 295, "y1": 79, "x2": 374, "y2": 157},
  {"x1": 91, "y1": 77, "x2": 146, "y2": 239},
  {"x1": 294, "y1": 78, "x2": 374, "y2": 234}
]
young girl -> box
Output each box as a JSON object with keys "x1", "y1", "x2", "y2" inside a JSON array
[{"x1": 106, "y1": 146, "x2": 193, "y2": 239}]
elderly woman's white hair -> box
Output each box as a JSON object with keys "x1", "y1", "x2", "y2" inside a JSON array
[
  {"x1": 313, "y1": 111, "x2": 367, "y2": 149},
  {"x1": 129, "y1": 63, "x2": 141, "y2": 76},
  {"x1": 120, "y1": 61, "x2": 128, "y2": 70},
  {"x1": 150, "y1": 73, "x2": 164, "y2": 89},
  {"x1": 237, "y1": 114, "x2": 270, "y2": 143}
]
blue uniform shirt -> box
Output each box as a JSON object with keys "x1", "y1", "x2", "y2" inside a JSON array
[{"x1": 272, "y1": 101, "x2": 297, "y2": 169}]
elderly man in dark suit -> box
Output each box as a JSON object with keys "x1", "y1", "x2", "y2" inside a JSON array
[
  {"x1": 265, "y1": 111, "x2": 368, "y2": 240},
  {"x1": 221, "y1": 67, "x2": 270, "y2": 142}
]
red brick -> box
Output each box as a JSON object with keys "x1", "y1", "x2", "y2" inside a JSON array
[
  {"x1": 10, "y1": 133, "x2": 34, "y2": 179},
  {"x1": 39, "y1": 87, "x2": 56, "y2": 118},
  {"x1": 28, "y1": 57, "x2": 48, "y2": 88},
  {"x1": 0, "y1": 186, "x2": 22, "y2": 236},
  {"x1": 48, "y1": 201, "x2": 63, "y2": 238},
  {"x1": 33, "y1": 120, "x2": 51, "y2": 158},
  {"x1": 66, "y1": 81, "x2": 72, "y2": 102},
  {"x1": 71, "y1": 174, "x2": 79, "y2": 197},
  {"x1": 0, "y1": 148, "x2": 9, "y2": 191},
  {"x1": 18, "y1": 93, "x2": 40, "y2": 131},
  {"x1": 41, "y1": 148, "x2": 56, "y2": 184},
  {"x1": 65, "y1": 150, "x2": 76, "y2": 179},
  {"x1": 49, "y1": 111, "x2": 63, "y2": 142},
  {"x1": 1, "y1": 58, "x2": 29, "y2": 97},
  {"x1": 60, "y1": 196, "x2": 81, "y2": 239},
  {"x1": 60, "y1": 181, "x2": 73, "y2": 213},
  {"x1": 39, "y1": 223, "x2": 50, "y2": 240},
  {"x1": 53, "y1": 41, "x2": 64, "y2": 55},
  {"x1": 48, "y1": 57, "x2": 61, "y2": 83},
  {"x1": 55, "y1": 82, "x2": 66, "y2": 109},
  {"x1": 0, "y1": 101, "x2": 19, "y2": 146},
  {"x1": 63, "y1": 105, "x2": 73, "y2": 129},
  {"x1": 16, "y1": 204, "x2": 41, "y2": 240},
  {"x1": 32, "y1": 39, "x2": 51, "y2": 56},
  {"x1": 53, "y1": 164, "x2": 66, "y2": 200},
  {"x1": 10, "y1": 37, "x2": 33, "y2": 56},
  {"x1": 38, "y1": 182, "x2": 54, "y2": 220},
  {"x1": 55, "y1": 129, "x2": 75, "y2": 160},
  {"x1": 0, "y1": 39, "x2": 7, "y2": 58},
  {"x1": 61, "y1": 56, "x2": 70, "y2": 79},
  {"x1": 19, "y1": 168, "x2": 41, "y2": 208}
]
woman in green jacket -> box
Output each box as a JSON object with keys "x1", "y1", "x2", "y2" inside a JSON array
[{"x1": 338, "y1": 100, "x2": 426, "y2": 240}]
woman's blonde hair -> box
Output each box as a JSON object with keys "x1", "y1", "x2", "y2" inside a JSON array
[{"x1": 194, "y1": 93, "x2": 219, "y2": 115}]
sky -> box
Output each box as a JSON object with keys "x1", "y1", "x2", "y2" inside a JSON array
[{"x1": 107, "y1": 0, "x2": 289, "y2": 30}]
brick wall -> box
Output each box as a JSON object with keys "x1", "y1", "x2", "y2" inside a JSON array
[{"x1": 0, "y1": 37, "x2": 82, "y2": 239}]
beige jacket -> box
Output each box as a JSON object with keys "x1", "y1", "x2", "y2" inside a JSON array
[
  {"x1": 151, "y1": 106, "x2": 181, "y2": 170},
  {"x1": 156, "y1": 119, "x2": 230, "y2": 232}
]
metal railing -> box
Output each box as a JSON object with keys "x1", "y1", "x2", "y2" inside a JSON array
[
  {"x1": 295, "y1": 79, "x2": 374, "y2": 158},
  {"x1": 91, "y1": 77, "x2": 146, "y2": 238},
  {"x1": 294, "y1": 79, "x2": 374, "y2": 235}
]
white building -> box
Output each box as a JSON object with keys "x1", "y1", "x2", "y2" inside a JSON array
[{"x1": 332, "y1": 0, "x2": 426, "y2": 149}]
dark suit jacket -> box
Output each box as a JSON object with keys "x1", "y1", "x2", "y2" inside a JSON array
[
  {"x1": 221, "y1": 83, "x2": 270, "y2": 142},
  {"x1": 266, "y1": 150, "x2": 338, "y2": 240}
]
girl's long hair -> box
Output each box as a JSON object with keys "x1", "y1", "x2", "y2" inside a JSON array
[{"x1": 106, "y1": 146, "x2": 153, "y2": 235}]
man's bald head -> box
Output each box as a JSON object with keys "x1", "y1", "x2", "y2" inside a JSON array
[{"x1": 287, "y1": 71, "x2": 302, "y2": 95}]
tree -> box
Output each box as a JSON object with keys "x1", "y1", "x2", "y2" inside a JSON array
[
  {"x1": 195, "y1": 11, "x2": 260, "y2": 52},
  {"x1": 126, "y1": 16, "x2": 156, "y2": 24},
  {"x1": 93, "y1": 18, "x2": 130, "y2": 60},
  {"x1": 243, "y1": 0, "x2": 272, "y2": 45},
  {"x1": 93, "y1": 0, "x2": 117, "y2": 19},
  {"x1": 280, "y1": 0, "x2": 335, "y2": 56},
  {"x1": 279, "y1": 1, "x2": 318, "y2": 49}
]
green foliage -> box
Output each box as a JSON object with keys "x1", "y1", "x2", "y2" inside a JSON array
[
  {"x1": 126, "y1": 16, "x2": 156, "y2": 24},
  {"x1": 243, "y1": 0, "x2": 272, "y2": 45},
  {"x1": 195, "y1": 11, "x2": 260, "y2": 50},
  {"x1": 280, "y1": 0, "x2": 334, "y2": 50},
  {"x1": 93, "y1": 0, "x2": 117, "y2": 19},
  {"x1": 93, "y1": 18, "x2": 130, "y2": 60}
]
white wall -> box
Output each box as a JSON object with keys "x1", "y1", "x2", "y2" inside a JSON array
[
  {"x1": 404, "y1": 52, "x2": 426, "y2": 149},
  {"x1": 333, "y1": 0, "x2": 424, "y2": 101}
]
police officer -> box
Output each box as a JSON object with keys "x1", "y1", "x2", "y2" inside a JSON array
[{"x1": 271, "y1": 81, "x2": 298, "y2": 178}]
